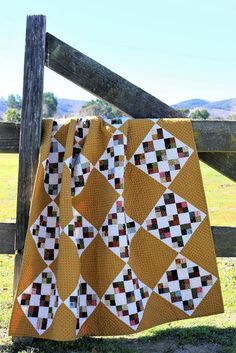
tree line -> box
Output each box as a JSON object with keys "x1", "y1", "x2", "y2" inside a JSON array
[
  {"x1": 79, "y1": 101, "x2": 212, "y2": 120},
  {"x1": 178, "y1": 108, "x2": 236, "y2": 120},
  {"x1": 4, "y1": 92, "x2": 58, "y2": 122},
  {"x1": 3, "y1": 95, "x2": 126, "y2": 122},
  {"x1": 4, "y1": 94, "x2": 236, "y2": 122},
  {"x1": 176, "y1": 108, "x2": 210, "y2": 119}
]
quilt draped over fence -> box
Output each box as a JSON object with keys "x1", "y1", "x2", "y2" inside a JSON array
[{"x1": 9, "y1": 116, "x2": 224, "y2": 341}]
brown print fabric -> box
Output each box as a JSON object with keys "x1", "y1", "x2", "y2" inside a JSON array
[{"x1": 8, "y1": 116, "x2": 224, "y2": 341}]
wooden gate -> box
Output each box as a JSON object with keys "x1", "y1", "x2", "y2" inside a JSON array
[{"x1": 0, "y1": 15, "x2": 235, "y2": 295}]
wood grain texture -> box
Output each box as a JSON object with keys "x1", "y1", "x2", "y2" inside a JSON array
[
  {"x1": 199, "y1": 152, "x2": 236, "y2": 182},
  {"x1": 0, "y1": 223, "x2": 15, "y2": 254},
  {"x1": 15, "y1": 15, "x2": 46, "y2": 251},
  {"x1": 192, "y1": 120, "x2": 236, "y2": 152},
  {"x1": 0, "y1": 122, "x2": 20, "y2": 153},
  {"x1": 45, "y1": 33, "x2": 180, "y2": 119},
  {"x1": 0, "y1": 223, "x2": 235, "y2": 256},
  {"x1": 1, "y1": 120, "x2": 236, "y2": 153},
  {"x1": 212, "y1": 226, "x2": 236, "y2": 257}
]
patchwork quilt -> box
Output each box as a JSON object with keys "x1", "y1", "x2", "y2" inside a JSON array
[{"x1": 9, "y1": 116, "x2": 224, "y2": 340}]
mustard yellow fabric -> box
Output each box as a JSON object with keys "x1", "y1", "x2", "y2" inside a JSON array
[{"x1": 8, "y1": 116, "x2": 224, "y2": 341}]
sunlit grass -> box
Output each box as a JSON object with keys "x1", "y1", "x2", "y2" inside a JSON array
[
  {"x1": 200, "y1": 161, "x2": 236, "y2": 226},
  {"x1": 0, "y1": 154, "x2": 18, "y2": 223}
]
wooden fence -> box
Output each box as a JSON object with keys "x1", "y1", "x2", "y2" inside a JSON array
[{"x1": 0, "y1": 15, "x2": 235, "y2": 296}]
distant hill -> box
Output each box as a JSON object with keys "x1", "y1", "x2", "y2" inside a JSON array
[
  {"x1": 57, "y1": 99, "x2": 87, "y2": 116},
  {"x1": 205, "y1": 98, "x2": 236, "y2": 111},
  {"x1": 172, "y1": 98, "x2": 236, "y2": 118},
  {"x1": 0, "y1": 98, "x2": 87, "y2": 119},
  {"x1": 172, "y1": 99, "x2": 210, "y2": 110},
  {"x1": 59, "y1": 97, "x2": 236, "y2": 118},
  {"x1": 1, "y1": 96, "x2": 235, "y2": 119}
]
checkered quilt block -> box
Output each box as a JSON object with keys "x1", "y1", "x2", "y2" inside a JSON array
[
  {"x1": 103, "y1": 117, "x2": 130, "y2": 129},
  {"x1": 129, "y1": 124, "x2": 193, "y2": 186},
  {"x1": 64, "y1": 275, "x2": 99, "y2": 335},
  {"x1": 17, "y1": 268, "x2": 62, "y2": 335},
  {"x1": 99, "y1": 196, "x2": 140, "y2": 262},
  {"x1": 142, "y1": 189, "x2": 205, "y2": 251},
  {"x1": 74, "y1": 118, "x2": 90, "y2": 143},
  {"x1": 154, "y1": 254, "x2": 217, "y2": 315},
  {"x1": 63, "y1": 118, "x2": 92, "y2": 197},
  {"x1": 30, "y1": 201, "x2": 61, "y2": 264},
  {"x1": 101, "y1": 264, "x2": 151, "y2": 330},
  {"x1": 42, "y1": 136, "x2": 65, "y2": 199},
  {"x1": 95, "y1": 130, "x2": 127, "y2": 194},
  {"x1": 63, "y1": 208, "x2": 97, "y2": 256},
  {"x1": 65, "y1": 152, "x2": 93, "y2": 197},
  {"x1": 103, "y1": 117, "x2": 160, "y2": 130}
]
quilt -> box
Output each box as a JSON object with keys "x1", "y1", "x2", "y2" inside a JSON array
[{"x1": 8, "y1": 116, "x2": 224, "y2": 341}]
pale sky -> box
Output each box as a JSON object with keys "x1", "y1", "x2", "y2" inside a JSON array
[{"x1": 0, "y1": 0, "x2": 236, "y2": 105}]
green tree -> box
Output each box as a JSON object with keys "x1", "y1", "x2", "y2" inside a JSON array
[
  {"x1": 190, "y1": 109, "x2": 210, "y2": 120},
  {"x1": 176, "y1": 108, "x2": 190, "y2": 117},
  {"x1": 7, "y1": 94, "x2": 22, "y2": 110},
  {"x1": 43, "y1": 92, "x2": 58, "y2": 117},
  {"x1": 80, "y1": 99, "x2": 126, "y2": 118},
  {"x1": 4, "y1": 108, "x2": 21, "y2": 122},
  {"x1": 4, "y1": 94, "x2": 22, "y2": 122}
]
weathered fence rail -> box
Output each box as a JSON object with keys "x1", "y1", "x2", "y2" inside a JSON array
[
  {"x1": 45, "y1": 32, "x2": 236, "y2": 181},
  {"x1": 46, "y1": 33, "x2": 179, "y2": 119},
  {"x1": 0, "y1": 223, "x2": 15, "y2": 254},
  {"x1": 1, "y1": 120, "x2": 236, "y2": 153},
  {"x1": 1, "y1": 222, "x2": 235, "y2": 257}
]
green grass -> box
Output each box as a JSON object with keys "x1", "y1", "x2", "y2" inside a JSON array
[
  {"x1": 200, "y1": 162, "x2": 236, "y2": 226},
  {"x1": 0, "y1": 154, "x2": 236, "y2": 353},
  {"x1": 0, "y1": 154, "x2": 18, "y2": 223}
]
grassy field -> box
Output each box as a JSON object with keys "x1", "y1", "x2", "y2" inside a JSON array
[{"x1": 0, "y1": 153, "x2": 236, "y2": 353}]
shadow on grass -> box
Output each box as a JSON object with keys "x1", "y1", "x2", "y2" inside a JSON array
[{"x1": 1, "y1": 326, "x2": 236, "y2": 353}]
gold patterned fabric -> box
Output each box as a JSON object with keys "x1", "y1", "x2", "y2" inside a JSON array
[{"x1": 8, "y1": 116, "x2": 224, "y2": 341}]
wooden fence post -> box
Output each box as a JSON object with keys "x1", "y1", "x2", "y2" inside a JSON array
[{"x1": 13, "y1": 15, "x2": 46, "y2": 298}]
